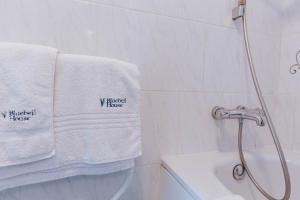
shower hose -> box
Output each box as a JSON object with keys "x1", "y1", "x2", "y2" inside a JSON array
[
  {"x1": 110, "y1": 168, "x2": 134, "y2": 200},
  {"x1": 235, "y1": 6, "x2": 291, "y2": 200}
]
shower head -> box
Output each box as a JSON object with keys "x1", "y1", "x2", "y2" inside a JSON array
[
  {"x1": 232, "y1": 1, "x2": 246, "y2": 20},
  {"x1": 239, "y1": 0, "x2": 246, "y2": 5}
]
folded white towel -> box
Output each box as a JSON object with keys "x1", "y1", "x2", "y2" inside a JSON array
[
  {"x1": 0, "y1": 54, "x2": 141, "y2": 190},
  {"x1": 54, "y1": 54, "x2": 141, "y2": 163},
  {"x1": 0, "y1": 42, "x2": 58, "y2": 166},
  {"x1": 0, "y1": 160, "x2": 134, "y2": 191}
]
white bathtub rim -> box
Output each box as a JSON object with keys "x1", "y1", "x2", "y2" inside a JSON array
[
  {"x1": 162, "y1": 150, "x2": 300, "y2": 200},
  {"x1": 162, "y1": 151, "x2": 242, "y2": 200}
]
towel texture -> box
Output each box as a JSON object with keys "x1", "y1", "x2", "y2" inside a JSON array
[
  {"x1": 0, "y1": 54, "x2": 141, "y2": 191},
  {"x1": 54, "y1": 54, "x2": 141, "y2": 163},
  {"x1": 0, "y1": 42, "x2": 58, "y2": 166}
]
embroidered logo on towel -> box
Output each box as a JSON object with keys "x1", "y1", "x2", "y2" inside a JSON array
[
  {"x1": 1, "y1": 109, "x2": 37, "y2": 121},
  {"x1": 100, "y1": 98, "x2": 127, "y2": 108}
]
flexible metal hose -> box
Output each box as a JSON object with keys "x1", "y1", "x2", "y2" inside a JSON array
[
  {"x1": 238, "y1": 6, "x2": 291, "y2": 200},
  {"x1": 110, "y1": 168, "x2": 134, "y2": 200}
]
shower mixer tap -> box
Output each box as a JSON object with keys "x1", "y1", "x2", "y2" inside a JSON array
[{"x1": 212, "y1": 106, "x2": 265, "y2": 127}]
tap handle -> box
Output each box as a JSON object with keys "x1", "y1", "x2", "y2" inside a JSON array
[{"x1": 212, "y1": 106, "x2": 225, "y2": 119}]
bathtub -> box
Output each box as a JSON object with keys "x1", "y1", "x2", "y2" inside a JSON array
[{"x1": 160, "y1": 151, "x2": 300, "y2": 200}]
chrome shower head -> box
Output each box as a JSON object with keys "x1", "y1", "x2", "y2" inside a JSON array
[
  {"x1": 232, "y1": 0, "x2": 246, "y2": 20},
  {"x1": 239, "y1": 0, "x2": 246, "y2": 5}
]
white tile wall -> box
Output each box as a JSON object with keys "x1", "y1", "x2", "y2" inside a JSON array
[
  {"x1": 279, "y1": 1, "x2": 300, "y2": 153},
  {"x1": 282, "y1": 0, "x2": 300, "y2": 35},
  {"x1": 0, "y1": 0, "x2": 294, "y2": 199}
]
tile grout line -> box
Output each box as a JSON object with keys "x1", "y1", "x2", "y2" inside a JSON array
[{"x1": 74, "y1": 0, "x2": 282, "y2": 37}]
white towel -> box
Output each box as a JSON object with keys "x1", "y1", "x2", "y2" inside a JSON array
[
  {"x1": 54, "y1": 54, "x2": 141, "y2": 163},
  {"x1": 0, "y1": 160, "x2": 134, "y2": 191},
  {"x1": 0, "y1": 42, "x2": 58, "y2": 166},
  {"x1": 0, "y1": 54, "x2": 141, "y2": 191}
]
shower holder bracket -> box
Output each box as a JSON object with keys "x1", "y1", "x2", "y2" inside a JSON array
[{"x1": 232, "y1": 5, "x2": 245, "y2": 20}]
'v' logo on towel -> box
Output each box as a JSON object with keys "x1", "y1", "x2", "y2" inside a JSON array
[
  {"x1": 100, "y1": 98, "x2": 106, "y2": 107},
  {"x1": 1, "y1": 112, "x2": 7, "y2": 119}
]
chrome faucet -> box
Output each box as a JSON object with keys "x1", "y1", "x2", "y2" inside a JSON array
[{"x1": 212, "y1": 106, "x2": 265, "y2": 127}]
